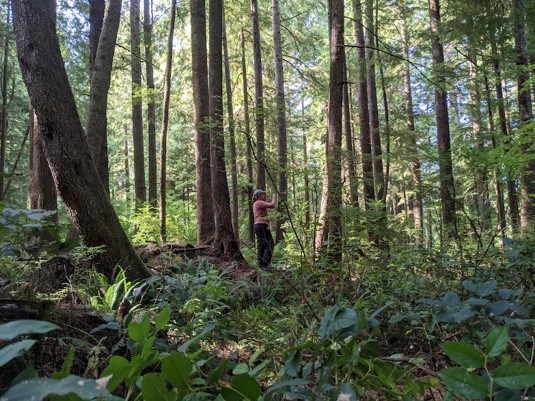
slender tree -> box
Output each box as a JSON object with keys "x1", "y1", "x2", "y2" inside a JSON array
[
  {"x1": 490, "y1": 35, "x2": 520, "y2": 231},
  {"x1": 365, "y1": 0, "x2": 384, "y2": 203},
  {"x1": 191, "y1": 0, "x2": 215, "y2": 244},
  {"x1": 144, "y1": 0, "x2": 157, "y2": 207},
  {"x1": 428, "y1": 0, "x2": 457, "y2": 239},
  {"x1": 272, "y1": 0, "x2": 288, "y2": 243},
  {"x1": 352, "y1": 0, "x2": 374, "y2": 210},
  {"x1": 86, "y1": 0, "x2": 122, "y2": 195},
  {"x1": 250, "y1": 0, "x2": 266, "y2": 189},
  {"x1": 400, "y1": 12, "x2": 423, "y2": 235},
  {"x1": 241, "y1": 29, "x2": 254, "y2": 243},
  {"x1": 316, "y1": 0, "x2": 344, "y2": 262},
  {"x1": 0, "y1": 0, "x2": 9, "y2": 201},
  {"x1": 512, "y1": 0, "x2": 534, "y2": 229},
  {"x1": 468, "y1": 53, "x2": 489, "y2": 230},
  {"x1": 483, "y1": 70, "x2": 506, "y2": 234},
  {"x1": 343, "y1": 60, "x2": 358, "y2": 207},
  {"x1": 13, "y1": 0, "x2": 150, "y2": 280},
  {"x1": 222, "y1": 6, "x2": 239, "y2": 242},
  {"x1": 159, "y1": 0, "x2": 176, "y2": 242},
  {"x1": 130, "y1": 0, "x2": 146, "y2": 204}
]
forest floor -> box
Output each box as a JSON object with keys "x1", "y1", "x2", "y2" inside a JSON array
[{"x1": 0, "y1": 243, "x2": 449, "y2": 400}]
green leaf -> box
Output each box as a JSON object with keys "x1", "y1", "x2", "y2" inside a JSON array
[
  {"x1": 441, "y1": 342, "x2": 484, "y2": 368},
  {"x1": 0, "y1": 340, "x2": 37, "y2": 367},
  {"x1": 493, "y1": 363, "x2": 535, "y2": 390},
  {"x1": 484, "y1": 327, "x2": 509, "y2": 357},
  {"x1": 101, "y1": 356, "x2": 130, "y2": 391},
  {"x1": 221, "y1": 374, "x2": 261, "y2": 401},
  {"x1": 452, "y1": 306, "x2": 476, "y2": 322},
  {"x1": 1, "y1": 375, "x2": 110, "y2": 401},
  {"x1": 331, "y1": 383, "x2": 358, "y2": 401},
  {"x1": 319, "y1": 306, "x2": 359, "y2": 340},
  {"x1": 0, "y1": 320, "x2": 60, "y2": 341},
  {"x1": 442, "y1": 292, "x2": 460, "y2": 307},
  {"x1": 155, "y1": 307, "x2": 171, "y2": 331},
  {"x1": 493, "y1": 389, "x2": 521, "y2": 401},
  {"x1": 264, "y1": 378, "x2": 309, "y2": 398},
  {"x1": 232, "y1": 363, "x2": 249, "y2": 375},
  {"x1": 440, "y1": 368, "x2": 488, "y2": 399},
  {"x1": 283, "y1": 350, "x2": 301, "y2": 378},
  {"x1": 142, "y1": 373, "x2": 172, "y2": 401},
  {"x1": 207, "y1": 361, "x2": 228, "y2": 386},
  {"x1": 161, "y1": 352, "x2": 192, "y2": 390}
]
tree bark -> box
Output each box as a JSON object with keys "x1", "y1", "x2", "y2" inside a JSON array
[
  {"x1": 316, "y1": 0, "x2": 343, "y2": 262},
  {"x1": 209, "y1": 0, "x2": 241, "y2": 258},
  {"x1": 27, "y1": 105, "x2": 56, "y2": 214},
  {"x1": 222, "y1": 7, "x2": 239, "y2": 242},
  {"x1": 352, "y1": 0, "x2": 374, "y2": 210},
  {"x1": 428, "y1": 0, "x2": 457, "y2": 239},
  {"x1": 144, "y1": 0, "x2": 157, "y2": 207},
  {"x1": 241, "y1": 29, "x2": 254, "y2": 243},
  {"x1": 400, "y1": 13, "x2": 423, "y2": 236},
  {"x1": 130, "y1": 0, "x2": 146, "y2": 204},
  {"x1": 250, "y1": 0, "x2": 266, "y2": 189},
  {"x1": 13, "y1": 0, "x2": 150, "y2": 281},
  {"x1": 87, "y1": 0, "x2": 122, "y2": 196},
  {"x1": 365, "y1": 0, "x2": 384, "y2": 203},
  {"x1": 343, "y1": 59, "x2": 359, "y2": 207},
  {"x1": 483, "y1": 69, "x2": 506, "y2": 234},
  {"x1": 159, "y1": 0, "x2": 176, "y2": 242},
  {"x1": 468, "y1": 52, "x2": 489, "y2": 230},
  {"x1": 272, "y1": 0, "x2": 288, "y2": 243},
  {"x1": 0, "y1": 0, "x2": 10, "y2": 202},
  {"x1": 512, "y1": 0, "x2": 534, "y2": 230},
  {"x1": 191, "y1": 0, "x2": 215, "y2": 244}
]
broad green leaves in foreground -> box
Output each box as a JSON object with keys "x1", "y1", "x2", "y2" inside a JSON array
[{"x1": 440, "y1": 327, "x2": 535, "y2": 399}]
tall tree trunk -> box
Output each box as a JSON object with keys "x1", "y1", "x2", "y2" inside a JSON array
[
  {"x1": 13, "y1": 0, "x2": 150, "y2": 280},
  {"x1": 0, "y1": 0, "x2": 9, "y2": 202},
  {"x1": 130, "y1": 0, "x2": 146, "y2": 204},
  {"x1": 343, "y1": 60, "x2": 359, "y2": 207},
  {"x1": 352, "y1": 0, "x2": 374, "y2": 210},
  {"x1": 501, "y1": 77, "x2": 521, "y2": 231},
  {"x1": 191, "y1": 0, "x2": 214, "y2": 244},
  {"x1": 490, "y1": 35, "x2": 520, "y2": 232},
  {"x1": 27, "y1": 105, "x2": 57, "y2": 214},
  {"x1": 468, "y1": 53, "x2": 489, "y2": 230},
  {"x1": 512, "y1": 0, "x2": 534, "y2": 230},
  {"x1": 250, "y1": 0, "x2": 266, "y2": 189},
  {"x1": 376, "y1": 26, "x2": 390, "y2": 207},
  {"x1": 241, "y1": 29, "x2": 254, "y2": 243},
  {"x1": 87, "y1": 0, "x2": 121, "y2": 196},
  {"x1": 400, "y1": 13, "x2": 423, "y2": 236},
  {"x1": 124, "y1": 127, "x2": 130, "y2": 198},
  {"x1": 27, "y1": 105, "x2": 57, "y2": 245},
  {"x1": 159, "y1": 0, "x2": 176, "y2": 242},
  {"x1": 144, "y1": 0, "x2": 157, "y2": 207},
  {"x1": 302, "y1": 98, "x2": 311, "y2": 230},
  {"x1": 364, "y1": 0, "x2": 384, "y2": 203},
  {"x1": 428, "y1": 0, "x2": 457, "y2": 239},
  {"x1": 222, "y1": 6, "x2": 239, "y2": 243},
  {"x1": 316, "y1": 0, "x2": 343, "y2": 263},
  {"x1": 3, "y1": 122, "x2": 28, "y2": 199},
  {"x1": 209, "y1": 0, "x2": 241, "y2": 258},
  {"x1": 483, "y1": 69, "x2": 506, "y2": 234},
  {"x1": 272, "y1": 0, "x2": 287, "y2": 243},
  {"x1": 89, "y1": 0, "x2": 105, "y2": 80}
]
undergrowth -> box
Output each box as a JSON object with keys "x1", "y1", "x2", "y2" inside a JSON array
[{"x1": 1, "y1": 208, "x2": 534, "y2": 400}]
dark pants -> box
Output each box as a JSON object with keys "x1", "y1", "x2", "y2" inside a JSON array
[{"x1": 254, "y1": 223, "x2": 274, "y2": 268}]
